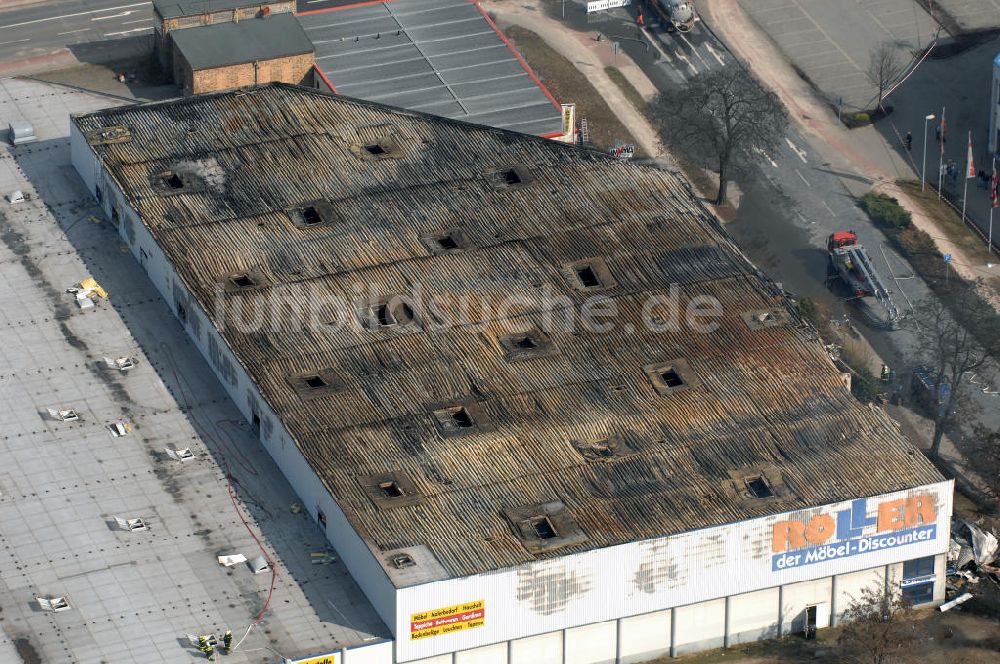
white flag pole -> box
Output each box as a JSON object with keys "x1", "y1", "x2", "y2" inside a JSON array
[{"x1": 937, "y1": 106, "x2": 945, "y2": 200}]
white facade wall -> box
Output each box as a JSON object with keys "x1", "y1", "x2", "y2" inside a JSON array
[
  {"x1": 454, "y1": 643, "x2": 507, "y2": 664},
  {"x1": 509, "y1": 632, "x2": 561, "y2": 664},
  {"x1": 727, "y1": 588, "x2": 779, "y2": 645},
  {"x1": 672, "y1": 598, "x2": 725, "y2": 655},
  {"x1": 617, "y1": 610, "x2": 670, "y2": 663},
  {"x1": 832, "y1": 567, "x2": 885, "y2": 625},
  {"x1": 780, "y1": 577, "x2": 832, "y2": 636},
  {"x1": 564, "y1": 621, "x2": 616, "y2": 664},
  {"x1": 73, "y1": 125, "x2": 955, "y2": 664}
]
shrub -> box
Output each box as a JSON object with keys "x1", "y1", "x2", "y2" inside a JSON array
[{"x1": 861, "y1": 191, "x2": 912, "y2": 229}]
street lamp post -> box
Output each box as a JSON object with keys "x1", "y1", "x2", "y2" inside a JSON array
[{"x1": 922, "y1": 113, "x2": 935, "y2": 191}]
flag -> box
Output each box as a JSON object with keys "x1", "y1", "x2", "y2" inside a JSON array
[
  {"x1": 992, "y1": 159, "x2": 998, "y2": 208},
  {"x1": 966, "y1": 133, "x2": 976, "y2": 178}
]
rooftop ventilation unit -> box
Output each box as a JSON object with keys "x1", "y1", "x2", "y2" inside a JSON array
[{"x1": 8, "y1": 121, "x2": 36, "y2": 146}]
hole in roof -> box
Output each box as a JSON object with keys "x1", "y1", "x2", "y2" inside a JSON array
[
  {"x1": 437, "y1": 234, "x2": 459, "y2": 251},
  {"x1": 376, "y1": 303, "x2": 393, "y2": 326},
  {"x1": 379, "y1": 481, "x2": 405, "y2": 498},
  {"x1": 301, "y1": 206, "x2": 322, "y2": 225},
  {"x1": 303, "y1": 375, "x2": 326, "y2": 389},
  {"x1": 575, "y1": 265, "x2": 601, "y2": 288},
  {"x1": 451, "y1": 408, "x2": 474, "y2": 429},
  {"x1": 513, "y1": 335, "x2": 537, "y2": 350},
  {"x1": 503, "y1": 169, "x2": 522, "y2": 185},
  {"x1": 230, "y1": 274, "x2": 256, "y2": 289},
  {"x1": 528, "y1": 516, "x2": 557, "y2": 539},
  {"x1": 364, "y1": 144, "x2": 388, "y2": 155},
  {"x1": 659, "y1": 368, "x2": 684, "y2": 388},
  {"x1": 745, "y1": 476, "x2": 774, "y2": 499},
  {"x1": 591, "y1": 439, "x2": 614, "y2": 458},
  {"x1": 395, "y1": 302, "x2": 415, "y2": 324},
  {"x1": 163, "y1": 173, "x2": 183, "y2": 189}
]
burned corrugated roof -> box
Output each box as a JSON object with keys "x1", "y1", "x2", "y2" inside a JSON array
[{"x1": 73, "y1": 84, "x2": 943, "y2": 583}]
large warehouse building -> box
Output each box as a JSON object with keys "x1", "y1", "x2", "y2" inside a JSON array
[{"x1": 70, "y1": 84, "x2": 952, "y2": 664}]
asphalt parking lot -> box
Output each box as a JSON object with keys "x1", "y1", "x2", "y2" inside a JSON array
[{"x1": 742, "y1": 0, "x2": 938, "y2": 110}]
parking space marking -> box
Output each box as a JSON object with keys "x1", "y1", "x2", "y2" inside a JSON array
[
  {"x1": 704, "y1": 42, "x2": 726, "y2": 66},
  {"x1": 785, "y1": 137, "x2": 808, "y2": 163}
]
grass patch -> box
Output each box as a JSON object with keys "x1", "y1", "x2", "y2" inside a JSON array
[
  {"x1": 503, "y1": 26, "x2": 641, "y2": 155},
  {"x1": 604, "y1": 66, "x2": 647, "y2": 116}
]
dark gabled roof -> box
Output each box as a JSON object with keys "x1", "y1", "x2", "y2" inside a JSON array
[
  {"x1": 154, "y1": 0, "x2": 279, "y2": 19},
  {"x1": 171, "y1": 14, "x2": 313, "y2": 71},
  {"x1": 73, "y1": 84, "x2": 943, "y2": 584}
]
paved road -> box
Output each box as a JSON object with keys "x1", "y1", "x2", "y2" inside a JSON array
[{"x1": 0, "y1": 0, "x2": 153, "y2": 63}]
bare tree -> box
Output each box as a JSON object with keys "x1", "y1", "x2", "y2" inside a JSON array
[
  {"x1": 653, "y1": 65, "x2": 788, "y2": 205},
  {"x1": 837, "y1": 582, "x2": 917, "y2": 664},
  {"x1": 909, "y1": 286, "x2": 998, "y2": 458},
  {"x1": 866, "y1": 43, "x2": 905, "y2": 111}
]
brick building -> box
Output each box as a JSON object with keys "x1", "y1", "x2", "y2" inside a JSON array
[
  {"x1": 170, "y1": 13, "x2": 315, "y2": 95},
  {"x1": 153, "y1": 0, "x2": 294, "y2": 70}
]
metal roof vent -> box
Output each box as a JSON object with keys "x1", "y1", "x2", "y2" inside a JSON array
[
  {"x1": 390, "y1": 553, "x2": 416, "y2": 569},
  {"x1": 8, "y1": 120, "x2": 35, "y2": 146}
]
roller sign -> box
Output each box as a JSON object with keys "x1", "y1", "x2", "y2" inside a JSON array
[
  {"x1": 771, "y1": 494, "x2": 937, "y2": 571},
  {"x1": 410, "y1": 600, "x2": 485, "y2": 640}
]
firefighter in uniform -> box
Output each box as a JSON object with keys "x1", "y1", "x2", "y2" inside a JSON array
[
  {"x1": 223, "y1": 630, "x2": 233, "y2": 654},
  {"x1": 197, "y1": 636, "x2": 215, "y2": 661}
]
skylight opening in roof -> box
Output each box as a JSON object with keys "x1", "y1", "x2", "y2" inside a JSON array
[
  {"x1": 659, "y1": 368, "x2": 684, "y2": 389},
  {"x1": 301, "y1": 206, "x2": 322, "y2": 225},
  {"x1": 513, "y1": 335, "x2": 537, "y2": 350},
  {"x1": 451, "y1": 407, "x2": 474, "y2": 429},
  {"x1": 230, "y1": 274, "x2": 256, "y2": 289},
  {"x1": 379, "y1": 481, "x2": 405, "y2": 498},
  {"x1": 376, "y1": 303, "x2": 394, "y2": 326},
  {"x1": 745, "y1": 476, "x2": 774, "y2": 499},
  {"x1": 575, "y1": 265, "x2": 602, "y2": 289},
  {"x1": 437, "y1": 234, "x2": 459, "y2": 251},
  {"x1": 528, "y1": 516, "x2": 557, "y2": 539},
  {"x1": 303, "y1": 374, "x2": 327, "y2": 389}
]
